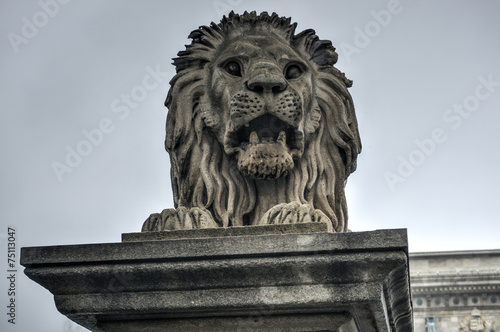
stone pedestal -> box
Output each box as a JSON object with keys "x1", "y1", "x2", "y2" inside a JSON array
[{"x1": 21, "y1": 225, "x2": 413, "y2": 331}]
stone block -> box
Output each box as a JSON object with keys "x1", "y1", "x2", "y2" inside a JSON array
[{"x1": 21, "y1": 227, "x2": 413, "y2": 331}]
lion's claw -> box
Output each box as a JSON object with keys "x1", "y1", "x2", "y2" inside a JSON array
[
  {"x1": 258, "y1": 202, "x2": 333, "y2": 232},
  {"x1": 141, "y1": 207, "x2": 218, "y2": 232}
]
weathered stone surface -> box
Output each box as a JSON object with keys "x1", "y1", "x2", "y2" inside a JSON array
[
  {"x1": 459, "y1": 308, "x2": 496, "y2": 332},
  {"x1": 142, "y1": 11, "x2": 362, "y2": 232},
  {"x1": 96, "y1": 314, "x2": 356, "y2": 332},
  {"x1": 125, "y1": 222, "x2": 329, "y2": 241},
  {"x1": 21, "y1": 228, "x2": 413, "y2": 331}
]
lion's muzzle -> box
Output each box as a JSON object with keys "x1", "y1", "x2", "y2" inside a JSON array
[{"x1": 223, "y1": 65, "x2": 305, "y2": 180}]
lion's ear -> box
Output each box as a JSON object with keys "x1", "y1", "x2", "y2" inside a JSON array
[
  {"x1": 293, "y1": 29, "x2": 338, "y2": 67},
  {"x1": 310, "y1": 39, "x2": 338, "y2": 66}
]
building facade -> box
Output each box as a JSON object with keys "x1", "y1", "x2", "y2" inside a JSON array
[{"x1": 410, "y1": 250, "x2": 500, "y2": 331}]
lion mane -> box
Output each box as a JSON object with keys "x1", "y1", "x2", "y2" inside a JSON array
[{"x1": 160, "y1": 11, "x2": 361, "y2": 232}]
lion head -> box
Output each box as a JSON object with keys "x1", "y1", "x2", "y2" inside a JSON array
[{"x1": 164, "y1": 11, "x2": 361, "y2": 232}]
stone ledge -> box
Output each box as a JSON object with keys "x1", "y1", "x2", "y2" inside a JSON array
[
  {"x1": 96, "y1": 313, "x2": 357, "y2": 332},
  {"x1": 21, "y1": 228, "x2": 408, "y2": 267},
  {"x1": 21, "y1": 229, "x2": 413, "y2": 331},
  {"x1": 122, "y1": 222, "x2": 330, "y2": 242}
]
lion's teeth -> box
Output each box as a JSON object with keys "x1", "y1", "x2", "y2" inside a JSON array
[
  {"x1": 277, "y1": 131, "x2": 286, "y2": 146},
  {"x1": 249, "y1": 131, "x2": 260, "y2": 144}
]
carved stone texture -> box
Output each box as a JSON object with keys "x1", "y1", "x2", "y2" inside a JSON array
[
  {"x1": 459, "y1": 308, "x2": 496, "y2": 332},
  {"x1": 21, "y1": 228, "x2": 412, "y2": 332},
  {"x1": 142, "y1": 11, "x2": 361, "y2": 232}
]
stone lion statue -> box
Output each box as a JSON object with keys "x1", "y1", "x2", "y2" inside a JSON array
[{"x1": 142, "y1": 11, "x2": 361, "y2": 232}]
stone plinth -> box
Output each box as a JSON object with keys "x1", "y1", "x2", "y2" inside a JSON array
[{"x1": 21, "y1": 226, "x2": 413, "y2": 331}]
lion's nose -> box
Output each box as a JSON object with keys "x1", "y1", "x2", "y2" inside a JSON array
[{"x1": 247, "y1": 70, "x2": 287, "y2": 94}]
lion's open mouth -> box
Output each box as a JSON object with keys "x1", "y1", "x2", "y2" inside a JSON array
[{"x1": 225, "y1": 114, "x2": 303, "y2": 157}]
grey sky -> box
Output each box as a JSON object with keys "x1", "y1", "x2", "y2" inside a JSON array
[{"x1": 1, "y1": 1, "x2": 499, "y2": 331}]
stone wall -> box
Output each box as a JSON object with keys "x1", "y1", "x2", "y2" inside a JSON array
[{"x1": 410, "y1": 250, "x2": 500, "y2": 331}]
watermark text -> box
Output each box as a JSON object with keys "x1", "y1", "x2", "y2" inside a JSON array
[
  {"x1": 7, "y1": 0, "x2": 71, "y2": 54},
  {"x1": 339, "y1": 0, "x2": 405, "y2": 63},
  {"x1": 384, "y1": 74, "x2": 499, "y2": 191},
  {"x1": 6, "y1": 227, "x2": 17, "y2": 325},
  {"x1": 51, "y1": 64, "x2": 168, "y2": 182}
]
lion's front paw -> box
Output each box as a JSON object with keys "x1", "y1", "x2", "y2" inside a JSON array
[
  {"x1": 258, "y1": 202, "x2": 333, "y2": 232},
  {"x1": 141, "y1": 207, "x2": 218, "y2": 232}
]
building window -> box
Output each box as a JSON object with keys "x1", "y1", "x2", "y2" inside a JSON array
[{"x1": 425, "y1": 317, "x2": 438, "y2": 332}]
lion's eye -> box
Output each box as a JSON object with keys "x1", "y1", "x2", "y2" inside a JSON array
[
  {"x1": 285, "y1": 64, "x2": 303, "y2": 80},
  {"x1": 225, "y1": 61, "x2": 242, "y2": 77}
]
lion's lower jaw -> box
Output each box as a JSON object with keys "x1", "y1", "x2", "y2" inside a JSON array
[{"x1": 237, "y1": 141, "x2": 294, "y2": 180}]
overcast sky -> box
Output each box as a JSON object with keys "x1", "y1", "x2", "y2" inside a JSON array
[{"x1": 1, "y1": 1, "x2": 500, "y2": 331}]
